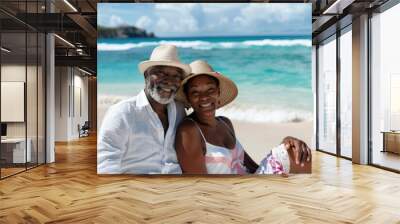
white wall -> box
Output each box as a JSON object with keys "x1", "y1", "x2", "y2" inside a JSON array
[
  {"x1": 55, "y1": 66, "x2": 69, "y2": 141},
  {"x1": 55, "y1": 67, "x2": 89, "y2": 141},
  {"x1": 72, "y1": 73, "x2": 89, "y2": 138}
]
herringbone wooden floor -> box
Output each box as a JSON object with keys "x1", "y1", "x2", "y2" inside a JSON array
[{"x1": 1, "y1": 135, "x2": 400, "y2": 223}]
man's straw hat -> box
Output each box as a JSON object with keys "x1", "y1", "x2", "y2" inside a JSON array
[{"x1": 138, "y1": 44, "x2": 191, "y2": 75}]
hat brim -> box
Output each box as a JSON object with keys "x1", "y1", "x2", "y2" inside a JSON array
[
  {"x1": 175, "y1": 72, "x2": 238, "y2": 109},
  {"x1": 139, "y1": 60, "x2": 191, "y2": 76}
]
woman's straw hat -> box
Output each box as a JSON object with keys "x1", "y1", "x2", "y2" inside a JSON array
[{"x1": 176, "y1": 60, "x2": 238, "y2": 109}]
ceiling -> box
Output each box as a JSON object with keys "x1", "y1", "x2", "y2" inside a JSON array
[
  {"x1": 311, "y1": 0, "x2": 390, "y2": 43},
  {"x1": 0, "y1": 0, "x2": 395, "y2": 75},
  {"x1": 1, "y1": 0, "x2": 98, "y2": 74}
]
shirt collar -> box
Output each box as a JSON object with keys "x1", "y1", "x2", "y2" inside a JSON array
[{"x1": 137, "y1": 90, "x2": 150, "y2": 108}]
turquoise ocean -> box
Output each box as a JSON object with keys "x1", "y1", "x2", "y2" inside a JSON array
[{"x1": 98, "y1": 36, "x2": 313, "y2": 123}]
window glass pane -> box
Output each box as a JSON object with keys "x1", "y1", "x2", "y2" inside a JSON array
[
  {"x1": 371, "y1": 3, "x2": 400, "y2": 171},
  {"x1": 340, "y1": 29, "x2": 352, "y2": 158},
  {"x1": 1, "y1": 30, "x2": 27, "y2": 177},
  {"x1": 318, "y1": 36, "x2": 337, "y2": 154},
  {"x1": 38, "y1": 32, "x2": 45, "y2": 165},
  {"x1": 0, "y1": 1, "x2": 46, "y2": 178},
  {"x1": 27, "y1": 31, "x2": 38, "y2": 169}
]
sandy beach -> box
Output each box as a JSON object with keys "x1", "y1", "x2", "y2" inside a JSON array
[{"x1": 99, "y1": 103, "x2": 313, "y2": 164}]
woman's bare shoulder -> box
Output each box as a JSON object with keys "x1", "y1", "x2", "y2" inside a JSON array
[
  {"x1": 176, "y1": 118, "x2": 205, "y2": 154},
  {"x1": 218, "y1": 116, "x2": 235, "y2": 134},
  {"x1": 177, "y1": 118, "x2": 200, "y2": 138}
]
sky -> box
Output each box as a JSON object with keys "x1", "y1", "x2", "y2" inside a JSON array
[{"x1": 98, "y1": 3, "x2": 311, "y2": 37}]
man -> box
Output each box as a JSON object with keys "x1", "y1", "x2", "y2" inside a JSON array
[
  {"x1": 98, "y1": 44, "x2": 311, "y2": 174},
  {"x1": 98, "y1": 44, "x2": 190, "y2": 174}
]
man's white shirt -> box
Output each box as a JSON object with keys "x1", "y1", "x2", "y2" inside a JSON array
[{"x1": 97, "y1": 90, "x2": 186, "y2": 174}]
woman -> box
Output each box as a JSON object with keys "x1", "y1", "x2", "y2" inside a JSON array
[{"x1": 175, "y1": 60, "x2": 311, "y2": 174}]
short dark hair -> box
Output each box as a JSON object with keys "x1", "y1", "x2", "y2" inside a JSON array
[{"x1": 183, "y1": 74, "x2": 219, "y2": 96}]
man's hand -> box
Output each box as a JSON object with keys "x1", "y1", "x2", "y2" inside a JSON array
[{"x1": 281, "y1": 136, "x2": 312, "y2": 167}]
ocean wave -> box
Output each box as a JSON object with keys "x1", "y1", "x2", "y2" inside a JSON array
[
  {"x1": 97, "y1": 42, "x2": 159, "y2": 51},
  {"x1": 242, "y1": 39, "x2": 311, "y2": 47},
  {"x1": 98, "y1": 95, "x2": 313, "y2": 123},
  {"x1": 98, "y1": 39, "x2": 311, "y2": 51},
  {"x1": 216, "y1": 105, "x2": 313, "y2": 123}
]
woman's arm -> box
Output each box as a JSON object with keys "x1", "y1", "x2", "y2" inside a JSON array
[
  {"x1": 219, "y1": 116, "x2": 259, "y2": 173},
  {"x1": 244, "y1": 151, "x2": 259, "y2": 174},
  {"x1": 175, "y1": 119, "x2": 208, "y2": 174}
]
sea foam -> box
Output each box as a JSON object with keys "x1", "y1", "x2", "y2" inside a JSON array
[
  {"x1": 98, "y1": 95, "x2": 313, "y2": 124},
  {"x1": 98, "y1": 39, "x2": 311, "y2": 51},
  {"x1": 216, "y1": 105, "x2": 313, "y2": 123}
]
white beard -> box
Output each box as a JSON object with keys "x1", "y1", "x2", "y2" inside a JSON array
[{"x1": 145, "y1": 80, "x2": 176, "y2": 105}]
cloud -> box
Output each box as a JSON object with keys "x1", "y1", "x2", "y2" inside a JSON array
[
  {"x1": 154, "y1": 3, "x2": 199, "y2": 11},
  {"x1": 239, "y1": 4, "x2": 309, "y2": 23},
  {"x1": 231, "y1": 4, "x2": 311, "y2": 35},
  {"x1": 155, "y1": 18, "x2": 169, "y2": 33},
  {"x1": 99, "y1": 3, "x2": 311, "y2": 36},
  {"x1": 153, "y1": 4, "x2": 200, "y2": 36},
  {"x1": 154, "y1": 16, "x2": 199, "y2": 34},
  {"x1": 135, "y1": 16, "x2": 152, "y2": 29},
  {"x1": 109, "y1": 15, "x2": 125, "y2": 27},
  {"x1": 201, "y1": 3, "x2": 243, "y2": 13}
]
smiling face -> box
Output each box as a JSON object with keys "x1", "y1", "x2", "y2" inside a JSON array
[
  {"x1": 144, "y1": 65, "x2": 184, "y2": 104},
  {"x1": 185, "y1": 75, "x2": 220, "y2": 118}
]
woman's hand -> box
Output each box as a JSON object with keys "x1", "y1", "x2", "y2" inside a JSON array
[{"x1": 281, "y1": 136, "x2": 312, "y2": 167}]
